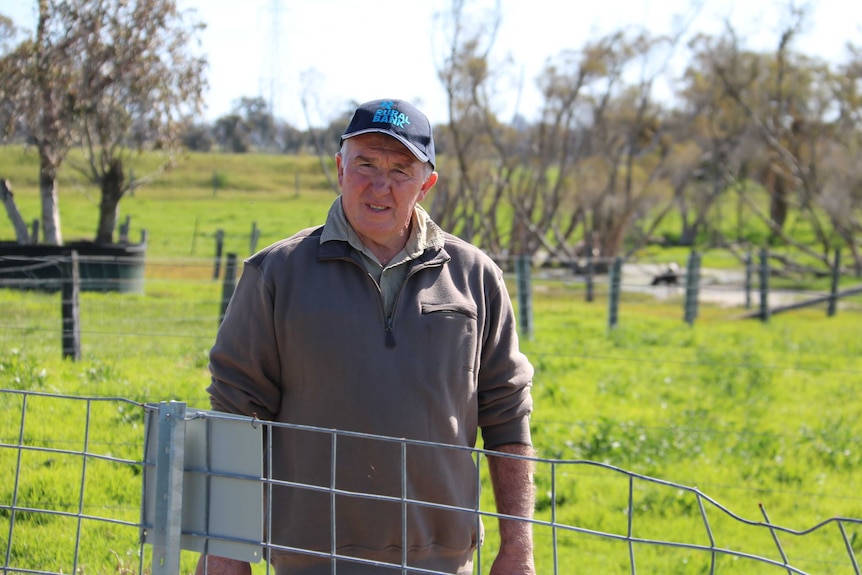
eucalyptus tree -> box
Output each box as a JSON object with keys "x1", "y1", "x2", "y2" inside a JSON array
[
  {"x1": 0, "y1": 0, "x2": 206, "y2": 244},
  {"x1": 691, "y1": 8, "x2": 862, "y2": 275}
]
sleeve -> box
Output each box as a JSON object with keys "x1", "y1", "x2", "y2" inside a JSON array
[
  {"x1": 207, "y1": 262, "x2": 282, "y2": 421},
  {"x1": 477, "y1": 267, "x2": 534, "y2": 450}
]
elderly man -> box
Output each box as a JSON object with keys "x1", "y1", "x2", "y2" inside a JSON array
[{"x1": 199, "y1": 99, "x2": 535, "y2": 575}]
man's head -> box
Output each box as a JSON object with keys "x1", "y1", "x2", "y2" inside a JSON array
[
  {"x1": 336, "y1": 99, "x2": 438, "y2": 259},
  {"x1": 340, "y1": 99, "x2": 435, "y2": 169}
]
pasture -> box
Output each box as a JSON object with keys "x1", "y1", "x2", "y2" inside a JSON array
[{"x1": 1, "y1": 145, "x2": 861, "y2": 573}]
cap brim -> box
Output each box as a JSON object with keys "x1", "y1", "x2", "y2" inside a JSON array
[{"x1": 341, "y1": 128, "x2": 431, "y2": 165}]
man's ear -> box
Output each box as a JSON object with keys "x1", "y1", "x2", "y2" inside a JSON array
[
  {"x1": 335, "y1": 152, "x2": 344, "y2": 185},
  {"x1": 420, "y1": 171, "x2": 439, "y2": 195}
]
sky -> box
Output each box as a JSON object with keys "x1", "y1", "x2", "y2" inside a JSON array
[{"x1": 4, "y1": 0, "x2": 861, "y2": 128}]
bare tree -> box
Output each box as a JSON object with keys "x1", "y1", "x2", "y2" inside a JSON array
[
  {"x1": 434, "y1": 0, "x2": 705, "y2": 267},
  {"x1": 0, "y1": 0, "x2": 206, "y2": 244},
  {"x1": 70, "y1": 0, "x2": 207, "y2": 243},
  {"x1": 0, "y1": 0, "x2": 78, "y2": 244},
  {"x1": 434, "y1": 0, "x2": 509, "y2": 254},
  {"x1": 699, "y1": 7, "x2": 862, "y2": 275}
]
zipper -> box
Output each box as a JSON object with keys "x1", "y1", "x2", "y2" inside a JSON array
[
  {"x1": 333, "y1": 251, "x2": 444, "y2": 349},
  {"x1": 383, "y1": 260, "x2": 440, "y2": 349},
  {"x1": 384, "y1": 316, "x2": 396, "y2": 348}
]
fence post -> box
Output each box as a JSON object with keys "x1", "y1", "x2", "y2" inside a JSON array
[
  {"x1": 219, "y1": 253, "x2": 238, "y2": 326},
  {"x1": 250, "y1": 222, "x2": 260, "y2": 255},
  {"x1": 607, "y1": 256, "x2": 622, "y2": 330},
  {"x1": 31, "y1": 219, "x2": 40, "y2": 244},
  {"x1": 119, "y1": 215, "x2": 131, "y2": 243},
  {"x1": 151, "y1": 401, "x2": 187, "y2": 575},
  {"x1": 515, "y1": 254, "x2": 533, "y2": 340},
  {"x1": 585, "y1": 235, "x2": 595, "y2": 303},
  {"x1": 213, "y1": 230, "x2": 224, "y2": 280},
  {"x1": 827, "y1": 248, "x2": 841, "y2": 317},
  {"x1": 62, "y1": 251, "x2": 81, "y2": 361},
  {"x1": 683, "y1": 251, "x2": 701, "y2": 325},
  {"x1": 759, "y1": 248, "x2": 770, "y2": 323},
  {"x1": 744, "y1": 249, "x2": 753, "y2": 310}
]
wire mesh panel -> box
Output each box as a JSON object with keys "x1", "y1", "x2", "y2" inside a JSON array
[
  {"x1": 0, "y1": 390, "x2": 149, "y2": 574},
  {"x1": 2, "y1": 394, "x2": 862, "y2": 575}
]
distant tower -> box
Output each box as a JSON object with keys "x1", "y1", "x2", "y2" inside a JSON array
[{"x1": 261, "y1": 0, "x2": 285, "y2": 119}]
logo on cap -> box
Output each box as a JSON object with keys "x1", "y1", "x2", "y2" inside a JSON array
[{"x1": 372, "y1": 101, "x2": 411, "y2": 129}]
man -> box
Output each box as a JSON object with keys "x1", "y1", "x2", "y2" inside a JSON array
[{"x1": 199, "y1": 99, "x2": 535, "y2": 575}]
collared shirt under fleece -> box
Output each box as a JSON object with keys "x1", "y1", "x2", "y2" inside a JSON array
[{"x1": 207, "y1": 197, "x2": 534, "y2": 575}]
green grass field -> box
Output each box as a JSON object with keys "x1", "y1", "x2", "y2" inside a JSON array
[{"x1": 1, "y1": 146, "x2": 861, "y2": 573}]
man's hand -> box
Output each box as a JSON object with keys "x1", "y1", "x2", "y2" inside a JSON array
[
  {"x1": 194, "y1": 555, "x2": 251, "y2": 575},
  {"x1": 490, "y1": 544, "x2": 536, "y2": 574},
  {"x1": 488, "y1": 443, "x2": 536, "y2": 574}
]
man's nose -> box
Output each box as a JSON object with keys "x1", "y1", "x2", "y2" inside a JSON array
[{"x1": 370, "y1": 173, "x2": 392, "y2": 192}]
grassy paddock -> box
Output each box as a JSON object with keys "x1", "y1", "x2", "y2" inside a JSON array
[
  {"x1": 1, "y1": 277, "x2": 860, "y2": 574},
  {"x1": 1, "y1": 146, "x2": 861, "y2": 573}
]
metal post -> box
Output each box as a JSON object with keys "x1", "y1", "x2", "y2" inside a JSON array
[
  {"x1": 152, "y1": 401, "x2": 187, "y2": 575},
  {"x1": 213, "y1": 230, "x2": 224, "y2": 280},
  {"x1": 250, "y1": 222, "x2": 261, "y2": 255},
  {"x1": 585, "y1": 235, "x2": 594, "y2": 303},
  {"x1": 684, "y1": 251, "x2": 701, "y2": 325},
  {"x1": 607, "y1": 257, "x2": 622, "y2": 330},
  {"x1": 759, "y1": 248, "x2": 770, "y2": 323},
  {"x1": 515, "y1": 255, "x2": 533, "y2": 340},
  {"x1": 827, "y1": 248, "x2": 841, "y2": 317},
  {"x1": 744, "y1": 250, "x2": 753, "y2": 310}
]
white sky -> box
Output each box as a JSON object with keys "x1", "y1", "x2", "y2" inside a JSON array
[{"x1": 4, "y1": 0, "x2": 861, "y2": 127}]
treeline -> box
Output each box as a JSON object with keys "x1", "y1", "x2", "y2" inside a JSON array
[
  {"x1": 424, "y1": 2, "x2": 862, "y2": 277},
  {"x1": 0, "y1": 2, "x2": 860, "y2": 279}
]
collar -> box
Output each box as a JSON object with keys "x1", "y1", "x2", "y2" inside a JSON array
[{"x1": 320, "y1": 196, "x2": 445, "y2": 261}]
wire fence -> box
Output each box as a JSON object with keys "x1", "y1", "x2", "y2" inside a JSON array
[
  {"x1": 1, "y1": 251, "x2": 861, "y2": 361},
  {"x1": 2, "y1": 254, "x2": 862, "y2": 574},
  {"x1": 2, "y1": 390, "x2": 862, "y2": 575}
]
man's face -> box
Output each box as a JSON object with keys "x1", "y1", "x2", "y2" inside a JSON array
[{"x1": 336, "y1": 133, "x2": 438, "y2": 255}]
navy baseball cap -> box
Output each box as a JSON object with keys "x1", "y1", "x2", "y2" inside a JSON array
[{"x1": 340, "y1": 99, "x2": 436, "y2": 169}]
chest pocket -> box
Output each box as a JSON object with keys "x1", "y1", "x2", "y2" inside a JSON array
[
  {"x1": 419, "y1": 301, "x2": 479, "y2": 375},
  {"x1": 421, "y1": 302, "x2": 478, "y2": 320}
]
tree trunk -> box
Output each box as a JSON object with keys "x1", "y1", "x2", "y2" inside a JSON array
[
  {"x1": 95, "y1": 158, "x2": 125, "y2": 244},
  {"x1": 1, "y1": 179, "x2": 31, "y2": 244},
  {"x1": 38, "y1": 153, "x2": 62, "y2": 245}
]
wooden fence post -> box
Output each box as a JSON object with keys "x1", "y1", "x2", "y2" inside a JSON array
[
  {"x1": 827, "y1": 248, "x2": 841, "y2": 317},
  {"x1": 607, "y1": 257, "x2": 622, "y2": 330},
  {"x1": 219, "y1": 253, "x2": 238, "y2": 326},
  {"x1": 62, "y1": 250, "x2": 81, "y2": 361},
  {"x1": 119, "y1": 215, "x2": 131, "y2": 243}
]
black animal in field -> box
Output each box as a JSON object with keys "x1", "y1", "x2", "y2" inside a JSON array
[{"x1": 651, "y1": 263, "x2": 680, "y2": 286}]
